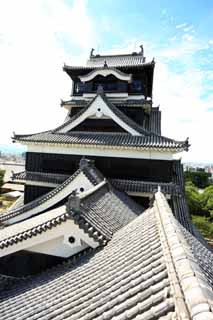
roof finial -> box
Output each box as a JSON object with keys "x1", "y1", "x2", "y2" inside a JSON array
[
  {"x1": 90, "y1": 48, "x2": 95, "y2": 57},
  {"x1": 97, "y1": 84, "x2": 104, "y2": 96},
  {"x1": 79, "y1": 157, "x2": 94, "y2": 169},
  {"x1": 139, "y1": 45, "x2": 144, "y2": 55},
  {"x1": 185, "y1": 137, "x2": 190, "y2": 151},
  {"x1": 67, "y1": 190, "x2": 81, "y2": 212}
]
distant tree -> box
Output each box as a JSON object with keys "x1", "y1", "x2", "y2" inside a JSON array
[
  {"x1": 200, "y1": 186, "x2": 213, "y2": 221},
  {"x1": 184, "y1": 171, "x2": 210, "y2": 189},
  {"x1": 185, "y1": 181, "x2": 202, "y2": 215}
]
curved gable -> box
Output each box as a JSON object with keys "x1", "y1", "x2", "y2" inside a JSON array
[{"x1": 79, "y1": 68, "x2": 132, "y2": 83}]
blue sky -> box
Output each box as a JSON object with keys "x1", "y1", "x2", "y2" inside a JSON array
[{"x1": 0, "y1": 0, "x2": 212, "y2": 162}]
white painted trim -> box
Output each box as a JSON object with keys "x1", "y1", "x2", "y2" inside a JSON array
[
  {"x1": 5, "y1": 171, "x2": 94, "y2": 225},
  {"x1": 127, "y1": 191, "x2": 171, "y2": 199},
  {"x1": 63, "y1": 94, "x2": 146, "y2": 103},
  {"x1": 83, "y1": 93, "x2": 129, "y2": 98},
  {"x1": 0, "y1": 206, "x2": 98, "y2": 258},
  {"x1": 27, "y1": 144, "x2": 175, "y2": 160},
  {"x1": 26, "y1": 180, "x2": 58, "y2": 188},
  {"x1": 79, "y1": 180, "x2": 106, "y2": 198},
  {"x1": 57, "y1": 95, "x2": 141, "y2": 135},
  {"x1": 79, "y1": 68, "x2": 132, "y2": 83}
]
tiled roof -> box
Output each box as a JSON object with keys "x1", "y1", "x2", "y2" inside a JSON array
[
  {"x1": 110, "y1": 178, "x2": 181, "y2": 195},
  {"x1": 0, "y1": 160, "x2": 104, "y2": 224},
  {"x1": 14, "y1": 131, "x2": 189, "y2": 151},
  {"x1": 0, "y1": 182, "x2": 139, "y2": 250},
  {"x1": 0, "y1": 162, "x2": 140, "y2": 248},
  {"x1": 61, "y1": 99, "x2": 151, "y2": 108},
  {"x1": 0, "y1": 192, "x2": 212, "y2": 320},
  {"x1": 87, "y1": 53, "x2": 147, "y2": 68},
  {"x1": 181, "y1": 223, "x2": 213, "y2": 287},
  {"x1": 12, "y1": 170, "x2": 193, "y2": 235},
  {"x1": 13, "y1": 94, "x2": 189, "y2": 151},
  {"x1": 0, "y1": 274, "x2": 24, "y2": 290},
  {"x1": 13, "y1": 171, "x2": 182, "y2": 197},
  {"x1": 171, "y1": 160, "x2": 192, "y2": 232},
  {"x1": 63, "y1": 61, "x2": 154, "y2": 72},
  {"x1": 67, "y1": 183, "x2": 140, "y2": 243},
  {"x1": 0, "y1": 169, "x2": 81, "y2": 224},
  {"x1": 149, "y1": 107, "x2": 161, "y2": 135},
  {"x1": 0, "y1": 210, "x2": 70, "y2": 250},
  {"x1": 12, "y1": 170, "x2": 70, "y2": 185}
]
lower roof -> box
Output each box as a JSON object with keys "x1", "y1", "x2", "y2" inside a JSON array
[
  {"x1": 0, "y1": 191, "x2": 212, "y2": 320},
  {"x1": 14, "y1": 131, "x2": 189, "y2": 152}
]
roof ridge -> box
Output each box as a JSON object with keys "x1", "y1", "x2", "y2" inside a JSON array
[
  {"x1": 154, "y1": 191, "x2": 213, "y2": 318},
  {"x1": 0, "y1": 169, "x2": 82, "y2": 224}
]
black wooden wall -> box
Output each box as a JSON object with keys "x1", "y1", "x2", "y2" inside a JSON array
[
  {"x1": 24, "y1": 185, "x2": 52, "y2": 204},
  {"x1": 71, "y1": 106, "x2": 147, "y2": 127},
  {"x1": 26, "y1": 152, "x2": 174, "y2": 181}
]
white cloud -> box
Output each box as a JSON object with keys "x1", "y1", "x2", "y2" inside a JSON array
[
  {"x1": 0, "y1": 2, "x2": 212, "y2": 163},
  {"x1": 150, "y1": 46, "x2": 212, "y2": 163},
  {"x1": 176, "y1": 23, "x2": 187, "y2": 29},
  {"x1": 183, "y1": 25, "x2": 194, "y2": 32},
  {"x1": 0, "y1": 0, "x2": 96, "y2": 144}
]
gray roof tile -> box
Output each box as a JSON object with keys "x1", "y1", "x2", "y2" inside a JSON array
[
  {"x1": 14, "y1": 131, "x2": 189, "y2": 151},
  {"x1": 0, "y1": 208, "x2": 175, "y2": 320},
  {"x1": 86, "y1": 53, "x2": 147, "y2": 68},
  {"x1": 0, "y1": 169, "x2": 81, "y2": 223},
  {"x1": 67, "y1": 184, "x2": 141, "y2": 241},
  {"x1": 0, "y1": 160, "x2": 103, "y2": 224},
  {"x1": 1, "y1": 192, "x2": 212, "y2": 319}
]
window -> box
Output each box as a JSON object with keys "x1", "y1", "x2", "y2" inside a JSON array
[
  {"x1": 74, "y1": 81, "x2": 84, "y2": 94},
  {"x1": 131, "y1": 80, "x2": 143, "y2": 92}
]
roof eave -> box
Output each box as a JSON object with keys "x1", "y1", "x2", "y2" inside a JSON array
[{"x1": 13, "y1": 139, "x2": 186, "y2": 153}]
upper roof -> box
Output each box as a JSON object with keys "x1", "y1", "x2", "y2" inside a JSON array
[
  {"x1": 0, "y1": 191, "x2": 212, "y2": 320},
  {"x1": 13, "y1": 131, "x2": 189, "y2": 152},
  {"x1": 87, "y1": 46, "x2": 146, "y2": 68},
  {"x1": 13, "y1": 93, "x2": 189, "y2": 152},
  {"x1": 63, "y1": 46, "x2": 155, "y2": 75}
]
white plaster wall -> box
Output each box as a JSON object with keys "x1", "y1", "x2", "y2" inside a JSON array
[
  {"x1": 83, "y1": 93, "x2": 128, "y2": 98},
  {"x1": 27, "y1": 235, "x2": 87, "y2": 257},
  {"x1": 27, "y1": 144, "x2": 174, "y2": 160},
  {"x1": 0, "y1": 210, "x2": 98, "y2": 258}
]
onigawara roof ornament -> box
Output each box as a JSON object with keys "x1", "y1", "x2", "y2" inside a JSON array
[
  {"x1": 97, "y1": 84, "x2": 104, "y2": 95},
  {"x1": 90, "y1": 48, "x2": 95, "y2": 57},
  {"x1": 139, "y1": 44, "x2": 144, "y2": 55},
  {"x1": 103, "y1": 60, "x2": 108, "y2": 68}
]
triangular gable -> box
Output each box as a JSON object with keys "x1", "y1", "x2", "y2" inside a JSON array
[
  {"x1": 54, "y1": 94, "x2": 145, "y2": 136},
  {"x1": 0, "y1": 177, "x2": 139, "y2": 259},
  {"x1": 0, "y1": 162, "x2": 103, "y2": 226}
]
